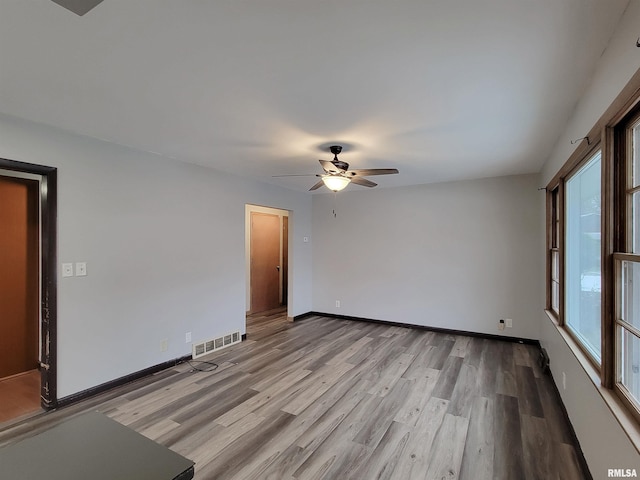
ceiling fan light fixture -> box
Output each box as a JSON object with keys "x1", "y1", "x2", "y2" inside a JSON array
[{"x1": 322, "y1": 175, "x2": 351, "y2": 192}]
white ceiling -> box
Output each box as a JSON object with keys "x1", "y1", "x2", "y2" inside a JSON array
[{"x1": 0, "y1": 0, "x2": 630, "y2": 192}]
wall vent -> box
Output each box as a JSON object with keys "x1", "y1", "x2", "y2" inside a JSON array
[{"x1": 192, "y1": 331, "x2": 242, "y2": 359}]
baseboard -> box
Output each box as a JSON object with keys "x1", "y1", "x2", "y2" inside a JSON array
[
  {"x1": 307, "y1": 311, "x2": 540, "y2": 346},
  {"x1": 293, "y1": 312, "x2": 316, "y2": 321},
  {"x1": 547, "y1": 371, "x2": 593, "y2": 480},
  {"x1": 56, "y1": 354, "x2": 192, "y2": 409}
]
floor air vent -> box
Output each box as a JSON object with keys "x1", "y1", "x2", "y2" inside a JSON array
[{"x1": 192, "y1": 331, "x2": 241, "y2": 359}]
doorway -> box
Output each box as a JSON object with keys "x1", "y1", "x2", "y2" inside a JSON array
[
  {"x1": 246, "y1": 205, "x2": 289, "y2": 315},
  {"x1": 0, "y1": 176, "x2": 39, "y2": 379},
  {"x1": 0, "y1": 158, "x2": 57, "y2": 419}
]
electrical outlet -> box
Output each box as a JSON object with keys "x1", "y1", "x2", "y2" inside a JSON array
[
  {"x1": 160, "y1": 339, "x2": 168, "y2": 352},
  {"x1": 76, "y1": 262, "x2": 87, "y2": 276},
  {"x1": 562, "y1": 371, "x2": 567, "y2": 390},
  {"x1": 498, "y1": 319, "x2": 505, "y2": 331},
  {"x1": 505, "y1": 318, "x2": 513, "y2": 328},
  {"x1": 185, "y1": 332, "x2": 192, "y2": 343},
  {"x1": 62, "y1": 263, "x2": 73, "y2": 277},
  {"x1": 335, "y1": 300, "x2": 340, "y2": 308}
]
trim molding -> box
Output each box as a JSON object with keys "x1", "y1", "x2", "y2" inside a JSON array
[
  {"x1": 304, "y1": 311, "x2": 540, "y2": 345},
  {"x1": 57, "y1": 354, "x2": 192, "y2": 408},
  {"x1": 293, "y1": 312, "x2": 316, "y2": 321}
]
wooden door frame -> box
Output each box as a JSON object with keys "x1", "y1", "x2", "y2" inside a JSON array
[
  {"x1": 0, "y1": 158, "x2": 57, "y2": 409},
  {"x1": 245, "y1": 205, "x2": 290, "y2": 315}
]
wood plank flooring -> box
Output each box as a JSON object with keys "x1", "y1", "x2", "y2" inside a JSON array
[
  {"x1": 0, "y1": 310, "x2": 588, "y2": 480},
  {"x1": 0, "y1": 370, "x2": 41, "y2": 423}
]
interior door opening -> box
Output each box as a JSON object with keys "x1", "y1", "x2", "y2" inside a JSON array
[
  {"x1": 0, "y1": 175, "x2": 40, "y2": 422},
  {"x1": 0, "y1": 158, "x2": 57, "y2": 420},
  {"x1": 245, "y1": 205, "x2": 290, "y2": 317}
]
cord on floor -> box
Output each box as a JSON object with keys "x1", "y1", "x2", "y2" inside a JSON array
[{"x1": 186, "y1": 360, "x2": 218, "y2": 373}]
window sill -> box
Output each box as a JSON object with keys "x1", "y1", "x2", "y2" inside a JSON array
[
  {"x1": 545, "y1": 310, "x2": 640, "y2": 453},
  {"x1": 545, "y1": 308, "x2": 560, "y2": 326}
]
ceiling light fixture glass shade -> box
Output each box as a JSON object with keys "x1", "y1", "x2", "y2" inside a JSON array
[{"x1": 322, "y1": 175, "x2": 351, "y2": 192}]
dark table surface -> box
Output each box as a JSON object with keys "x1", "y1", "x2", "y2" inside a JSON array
[{"x1": 0, "y1": 412, "x2": 194, "y2": 480}]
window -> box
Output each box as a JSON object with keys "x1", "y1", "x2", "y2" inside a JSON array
[
  {"x1": 549, "y1": 188, "x2": 560, "y2": 315},
  {"x1": 614, "y1": 113, "x2": 640, "y2": 418},
  {"x1": 615, "y1": 256, "x2": 640, "y2": 411},
  {"x1": 546, "y1": 74, "x2": 640, "y2": 431},
  {"x1": 565, "y1": 151, "x2": 602, "y2": 364}
]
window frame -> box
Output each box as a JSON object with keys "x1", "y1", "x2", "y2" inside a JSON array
[
  {"x1": 613, "y1": 253, "x2": 640, "y2": 425},
  {"x1": 611, "y1": 107, "x2": 640, "y2": 424},
  {"x1": 546, "y1": 142, "x2": 604, "y2": 374},
  {"x1": 545, "y1": 70, "x2": 640, "y2": 439},
  {"x1": 546, "y1": 186, "x2": 561, "y2": 319}
]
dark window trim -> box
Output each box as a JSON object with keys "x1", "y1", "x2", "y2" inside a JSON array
[
  {"x1": 546, "y1": 186, "x2": 561, "y2": 318},
  {"x1": 545, "y1": 67, "x2": 640, "y2": 449}
]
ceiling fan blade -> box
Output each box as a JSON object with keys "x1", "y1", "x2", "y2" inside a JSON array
[
  {"x1": 347, "y1": 168, "x2": 399, "y2": 176},
  {"x1": 309, "y1": 180, "x2": 325, "y2": 191},
  {"x1": 319, "y1": 160, "x2": 338, "y2": 173},
  {"x1": 350, "y1": 177, "x2": 377, "y2": 188},
  {"x1": 319, "y1": 159, "x2": 346, "y2": 173},
  {"x1": 51, "y1": 0, "x2": 104, "y2": 16}
]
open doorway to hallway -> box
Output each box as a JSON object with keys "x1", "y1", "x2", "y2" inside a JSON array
[
  {"x1": 245, "y1": 205, "x2": 290, "y2": 320},
  {"x1": 0, "y1": 159, "x2": 58, "y2": 425},
  {"x1": 0, "y1": 173, "x2": 41, "y2": 423}
]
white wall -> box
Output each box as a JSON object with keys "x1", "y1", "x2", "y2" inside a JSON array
[
  {"x1": 312, "y1": 174, "x2": 542, "y2": 340},
  {"x1": 539, "y1": 1, "x2": 640, "y2": 475},
  {"x1": 0, "y1": 113, "x2": 312, "y2": 398}
]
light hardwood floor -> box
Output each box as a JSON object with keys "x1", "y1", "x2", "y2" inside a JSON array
[
  {"x1": 0, "y1": 370, "x2": 41, "y2": 423},
  {"x1": 0, "y1": 310, "x2": 589, "y2": 480}
]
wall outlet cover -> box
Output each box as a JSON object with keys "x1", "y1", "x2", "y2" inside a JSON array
[{"x1": 62, "y1": 263, "x2": 73, "y2": 277}]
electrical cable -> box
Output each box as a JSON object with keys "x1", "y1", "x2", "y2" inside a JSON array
[{"x1": 186, "y1": 360, "x2": 219, "y2": 372}]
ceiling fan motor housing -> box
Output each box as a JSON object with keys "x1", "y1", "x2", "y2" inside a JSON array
[
  {"x1": 329, "y1": 146, "x2": 349, "y2": 171},
  {"x1": 332, "y1": 160, "x2": 349, "y2": 171}
]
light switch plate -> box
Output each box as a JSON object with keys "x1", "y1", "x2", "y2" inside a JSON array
[
  {"x1": 62, "y1": 263, "x2": 73, "y2": 277},
  {"x1": 76, "y1": 262, "x2": 87, "y2": 276}
]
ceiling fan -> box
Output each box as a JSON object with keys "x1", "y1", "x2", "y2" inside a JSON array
[
  {"x1": 275, "y1": 146, "x2": 399, "y2": 192},
  {"x1": 51, "y1": 0, "x2": 104, "y2": 16}
]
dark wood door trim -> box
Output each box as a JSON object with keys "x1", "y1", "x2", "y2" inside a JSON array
[{"x1": 0, "y1": 158, "x2": 57, "y2": 409}]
